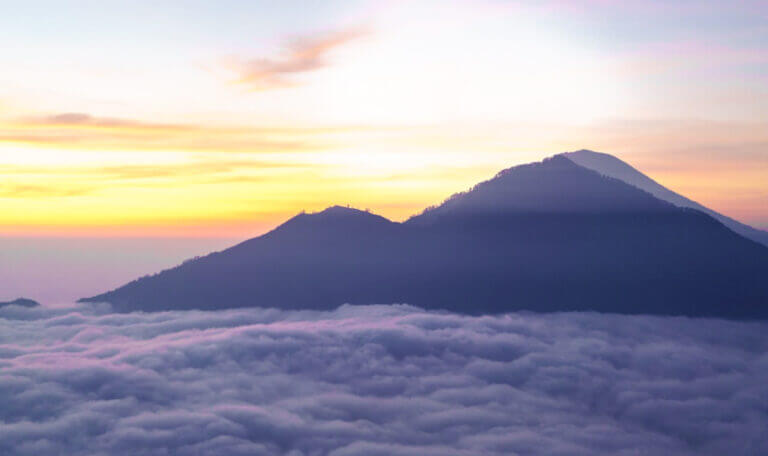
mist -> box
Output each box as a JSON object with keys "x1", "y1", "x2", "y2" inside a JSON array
[{"x1": 0, "y1": 237, "x2": 236, "y2": 304}]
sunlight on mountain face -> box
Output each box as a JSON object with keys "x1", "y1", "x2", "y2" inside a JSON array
[{"x1": 1, "y1": 303, "x2": 766, "y2": 455}]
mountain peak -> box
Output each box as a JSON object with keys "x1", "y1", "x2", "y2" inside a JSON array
[
  {"x1": 297, "y1": 205, "x2": 391, "y2": 224},
  {"x1": 566, "y1": 148, "x2": 603, "y2": 156},
  {"x1": 407, "y1": 154, "x2": 673, "y2": 225},
  {"x1": 0, "y1": 297, "x2": 40, "y2": 308},
  {"x1": 269, "y1": 205, "x2": 394, "y2": 237},
  {"x1": 562, "y1": 149, "x2": 768, "y2": 247},
  {"x1": 492, "y1": 154, "x2": 578, "y2": 177},
  {"x1": 316, "y1": 205, "x2": 370, "y2": 216},
  {"x1": 561, "y1": 149, "x2": 652, "y2": 184}
]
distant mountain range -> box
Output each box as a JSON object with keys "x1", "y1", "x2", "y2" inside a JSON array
[
  {"x1": 81, "y1": 151, "x2": 768, "y2": 319},
  {"x1": 0, "y1": 298, "x2": 39, "y2": 309}
]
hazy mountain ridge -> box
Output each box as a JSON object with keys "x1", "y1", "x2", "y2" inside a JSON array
[
  {"x1": 81, "y1": 152, "x2": 768, "y2": 319},
  {"x1": 407, "y1": 155, "x2": 677, "y2": 226},
  {"x1": 0, "y1": 298, "x2": 39, "y2": 309},
  {"x1": 564, "y1": 149, "x2": 768, "y2": 247}
]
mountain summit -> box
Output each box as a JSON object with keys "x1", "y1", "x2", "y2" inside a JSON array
[
  {"x1": 81, "y1": 152, "x2": 768, "y2": 319},
  {"x1": 563, "y1": 149, "x2": 768, "y2": 247},
  {"x1": 407, "y1": 155, "x2": 674, "y2": 225}
]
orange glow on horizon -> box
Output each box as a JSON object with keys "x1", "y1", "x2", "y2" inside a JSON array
[
  {"x1": 2, "y1": 117, "x2": 767, "y2": 237},
  {"x1": 1, "y1": 0, "x2": 767, "y2": 236}
]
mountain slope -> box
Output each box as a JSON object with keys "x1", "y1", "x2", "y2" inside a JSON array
[
  {"x1": 82, "y1": 206, "x2": 406, "y2": 311},
  {"x1": 407, "y1": 155, "x2": 676, "y2": 224},
  {"x1": 81, "y1": 156, "x2": 768, "y2": 319},
  {"x1": 564, "y1": 149, "x2": 768, "y2": 247}
]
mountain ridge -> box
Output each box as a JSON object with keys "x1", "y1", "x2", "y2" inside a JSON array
[
  {"x1": 563, "y1": 149, "x2": 768, "y2": 247},
  {"x1": 80, "y1": 152, "x2": 768, "y2": 319},
  {"x1": 407, "y1": 155, "x2": 678, "y2": 226},
  {"x1": 0, "y1": 298, "x2": 40, "y2": 309}
]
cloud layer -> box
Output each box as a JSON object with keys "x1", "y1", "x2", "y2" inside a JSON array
[
  {"x1": 2, "y1": 112, "x2": 326, "y2": 153},
  {"x1": 1, "y1": 303, "x2": 767, "y2": 455}
]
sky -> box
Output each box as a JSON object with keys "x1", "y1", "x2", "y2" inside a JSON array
[
  {"x1": 1, "y1": 5, "x2": 768, "y2": 453},
  {"x1": 0, "y1": 0, "x2": 766, "y2": 239}
]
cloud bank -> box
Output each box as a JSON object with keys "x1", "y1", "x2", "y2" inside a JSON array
[{"x1": 1, "y1": 303, "x2": 767, "y2": 455}]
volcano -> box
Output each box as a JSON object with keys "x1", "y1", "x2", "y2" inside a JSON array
[{"x1": 81, "y1": 153, "x2": 768, "y2": 319}]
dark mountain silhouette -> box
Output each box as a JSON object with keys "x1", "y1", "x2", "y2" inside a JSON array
[
  {"x1": 407, "y1": 154, "x2": 676, "y2": 224},
  {"x1": 0, "y1": 298, "x2": 40, "y2": 308},
  {"x1": 81, "y1": 155, "x2": 768, "y2": 319},
  {"x1": 564, "y1": 149, "x2": 768, "y2": 247}
]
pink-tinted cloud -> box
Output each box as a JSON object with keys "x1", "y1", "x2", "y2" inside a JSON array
[
  {"x1": 28, "y1": 112, "x2": 193, "y2": 130},
  {"x1": 232, "y1": 26, "x2": 369, "y2": 91},
  {"x1": 0, "y1": 183, "x2": 95, "y2": 198},
  {"x1": 2, "y1": 112, "x2": 347, "y2": 152}
]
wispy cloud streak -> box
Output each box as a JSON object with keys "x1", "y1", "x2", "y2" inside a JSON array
[
  {"x1": 231, "y1": 26, "x2": 369, "y2": 90},
  {"x1": 0, "y1": 112, "x2": 370, "y2": 153}
]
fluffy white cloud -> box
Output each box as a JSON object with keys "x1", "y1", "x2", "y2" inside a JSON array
[{"x1": 1, "y1": 303, "x2": 767, "y2": 455}]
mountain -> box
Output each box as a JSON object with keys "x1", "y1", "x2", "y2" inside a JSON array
[
  {"x1": 0, "y1": 298, "x2": 40, "y2": 308},
  {"x1": 564, "y1": 149, "x2": 768, "y2": 247},
  {"x1": 81, "y1": 154, "x2": 768, "y2": 319},
  {"x1": 407, "y1": 155, "x2": 676, "y2": 223}
]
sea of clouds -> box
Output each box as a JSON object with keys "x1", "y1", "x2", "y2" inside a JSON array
[{"x1": 1, "y1": 302, "x2": 767, "y2": 455}]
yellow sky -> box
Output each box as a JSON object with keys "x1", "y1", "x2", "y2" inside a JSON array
[
  {"x1": 2, "y1": 117, "x2": 765, "y2": 237},
  {"x1": 1, "y1": 1, "x2": 767, "y2": 236}
]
